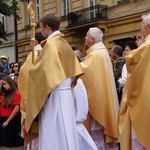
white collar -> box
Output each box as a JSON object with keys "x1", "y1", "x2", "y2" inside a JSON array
[{"x1": 47, "y1": 30, "x2": 61, "y2": 39}]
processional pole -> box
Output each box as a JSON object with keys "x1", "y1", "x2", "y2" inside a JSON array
[
  {"x1": 27, "y1": 1, "x2": 36, "y2": 150},
  {"x1": 28, "y1": 1, "x2": 36, "y2": 63}
]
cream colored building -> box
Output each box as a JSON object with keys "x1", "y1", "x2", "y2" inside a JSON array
[
  {"x1": 0, "y1": 11, "x2": 17, "y2": 63},
  {"x1": 1, "y1": 0, "x2": 150, "y2": 63}
]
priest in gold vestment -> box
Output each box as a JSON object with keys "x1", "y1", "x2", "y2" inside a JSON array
[
  {"x1": 80, "y1": 27, "x2": 119, "y2": 149},
  {"x1": 119, "y1": 13, "x2": 150, "y2": 150}
]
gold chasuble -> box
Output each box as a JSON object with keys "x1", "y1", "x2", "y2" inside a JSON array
[
  {"x1": 119, "y1": 34, "x2": 150, "y2": 150},
  {"x1": 18, "y1": 51, "x2": 38, "y2": 138},
  {"x1": 81, "y1": 42, "x2": 119, "y2": 143},
  {"x1": 25, "y1": 33, "x2": 84, "y2": 133}
]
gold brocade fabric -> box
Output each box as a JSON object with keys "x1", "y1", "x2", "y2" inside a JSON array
[
  {"x1": 81, "y1": 42, "x2": 119, "y2": 143},
  {"x1": 119, "y1": 34, "x2": 150, "y2": 150},
  {"x1": 18, "y1": 51, "x2": 38, "y2": 138},
  {"x1": 25, "y1": 34, "x2": 84, "y2": 132}
]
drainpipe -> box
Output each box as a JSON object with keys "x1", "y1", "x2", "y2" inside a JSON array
[{"x1": 13, "y1": 0, "x2": 18, "y2": 62}]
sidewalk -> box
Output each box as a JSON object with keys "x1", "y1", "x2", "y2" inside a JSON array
[{"x1": 0, "y1": 146, "x2": 24, "y2": 150}]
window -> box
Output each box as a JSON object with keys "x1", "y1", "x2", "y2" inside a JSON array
[
  {"x1": 62, "y1": 0, "x2": 68, "y2": 16},
  {"x1": 89, "y1": 0, "x2": 97, "y2": 19},
  {"x1": 0, "y1": 14, "x2": 7, "y2": 31},
  {"x1": 35, "y1": 0, "x2": 40, "y2": 22},
  {"x1": 26, "y1": 0, "x2": 30, "y2": 25}
]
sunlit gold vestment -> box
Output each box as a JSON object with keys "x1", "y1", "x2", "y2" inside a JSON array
[
  {"x1": 81, "y1": 42, "x2": 119, "y2": 143},
  {"x1": 18, "y1": 46, "x2": 41, "y2": 138},
  {"x1": 24, "y1": 33, "x2": 84, "y2": 133},
  {"x1": 119, "y1": 34, "x2": 150, "y2": 150}
]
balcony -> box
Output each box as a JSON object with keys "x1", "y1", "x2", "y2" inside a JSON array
[{"x1": 68, "y1": 5, "x2": 108, "y2": 27}]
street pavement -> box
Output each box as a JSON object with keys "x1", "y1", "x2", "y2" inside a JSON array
[{"x1": 0, "y1": 146, "x2": 24, "y2": 150}]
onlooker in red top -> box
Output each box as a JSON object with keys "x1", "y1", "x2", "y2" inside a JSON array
[
  {"x1": 0, "y1": 73, "x2": 6, "y2": 146},
  {"x1": 0, "y1": 75, "x2": 24, "y2": 147},
  {"x1": 1, "y1": 90, "x2": 20, "y2": 117},
  {"x1": 0, "y1": 73, "x2": 6, "y2": 99}
]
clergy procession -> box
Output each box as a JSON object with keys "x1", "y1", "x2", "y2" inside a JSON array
[{"x1": 0, "y1": 1, "x2": 150, "y2": 150}]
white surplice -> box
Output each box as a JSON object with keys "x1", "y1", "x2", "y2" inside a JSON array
[
  {"x1": 73, "y1": 79, "x2": 97, "y2": 150},
  {"x1": 39, "y1": 78, "x2": 79, "y2": 150}
]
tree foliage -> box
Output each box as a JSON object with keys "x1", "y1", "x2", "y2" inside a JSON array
[{"x1": 0, "y1": 0, "x2": 21, "y2": 44}]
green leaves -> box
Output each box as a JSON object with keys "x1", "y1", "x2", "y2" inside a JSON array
[
  {"x1": 0, "y1": 0, "x2": 21, "y2": 44},
  {"x1": 0, "y1": 1, "x2": 20, "y2": 19}
]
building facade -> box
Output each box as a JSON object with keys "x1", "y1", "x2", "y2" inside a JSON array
[
  {"x1": 1, "y1": 0, "x2": 150, "y2": 64},
  {"x1": 0, "y1": 11, "x2": 16, "y2": 63}
]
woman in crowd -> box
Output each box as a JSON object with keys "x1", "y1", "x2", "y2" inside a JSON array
[
  {"x1": 0, "y1": 73, "x2": 6, "y2": 146},
  {"x1": 0, "y1": 75, "x2": 24, "y2": 147},
  {"x1": 9, "y1": 62, "x2": 20, "y2": 80},
  {"x1": 13, "y1": 62, "x2": 20, "y2": 73},
  {"x1": 8, "y1": 63, "x2": 14, "y2": 79},
  {"x1": 14, "y1": 72, "x2": 19, "y2": 89}
]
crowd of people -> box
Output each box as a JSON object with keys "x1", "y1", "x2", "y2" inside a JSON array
[{"x1": 0, "y1": 11, "x2": 149, "y2": 150}]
